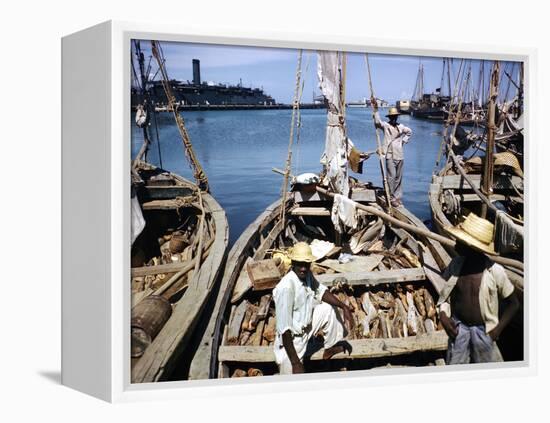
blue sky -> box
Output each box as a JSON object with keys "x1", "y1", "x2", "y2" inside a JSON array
[{"x1": 132, "y1": 40, "x2": 521, "y2": 104}]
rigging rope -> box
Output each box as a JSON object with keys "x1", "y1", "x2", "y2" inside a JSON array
[
  {"x1": 434, "y1": 58, "x2": 465, "y2": 171},
  {"x1": 293, "y1": 52, "x2": 311, "y2": 178},
  {"x1": 279, "y1": 49, "x2": 304, "y2": 228},
  {"x1": 151, "y1": 40, "x2": 209, "y2": 192}
]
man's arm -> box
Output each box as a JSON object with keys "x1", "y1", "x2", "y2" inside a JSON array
[
  {"x1": 401, "y1": 125, "x2": 412, "y2": 143},
  {"x1": 321, "y1": 290, "x2": 355, "y2": 330},
  {"x1": 281, "y1": 330, "x2": 304, "y2": 373},
  {"x1": 370, "y1": 97, "x2": 384, "y2": 130},
  {"x1": 488, "y1": 264, "x2": 520, "y2": 341},
  {"x1": 439, "y1": 310, "x2": 459, "y2": 339},
  {"x1": 488, "y1": 290, "x2": 520, "y2": 341}
]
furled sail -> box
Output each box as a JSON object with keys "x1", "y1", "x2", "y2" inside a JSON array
[{"x1": 318, "y1": 51, "x2": 350, "y2": 196}]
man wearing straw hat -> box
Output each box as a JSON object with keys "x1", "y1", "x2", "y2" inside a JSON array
[
  {"x1": 438, "y1": 214, "x2": 519, "y2": 364},
  {"x1": 273, "y1": 242, "x2": 354, "y2": 374},
  {"x1": 371, "y1": 99, "x2": 413, "y2": 208}
]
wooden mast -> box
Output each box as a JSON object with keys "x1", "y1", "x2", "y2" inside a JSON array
[
  {"x1": 151, "y1": 40, "x2": 209, "y2": 192},
  {"x1": 481, "y1": 61, "x2": 500, "y2": 219},
  {"x1": 365, "y1": 53, "x2": 393, "y2": 214}
]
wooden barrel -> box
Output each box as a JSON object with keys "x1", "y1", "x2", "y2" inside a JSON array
[
  {"x1": 169, "y1": 231, "x2": 188, "y2": 254},
  {"x1": 131, "y1": 295, "x2": 173, "y2": 357}
]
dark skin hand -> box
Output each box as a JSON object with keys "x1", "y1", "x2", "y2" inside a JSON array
[
  {"x1": 439, "y1": 311, "x2": 459, "y2": 339},
  {"x1": 487, "y1": 290, "x2": 520, "y2": 341},
  {"x1": 321, "y1": 290, "x2": 355, "y2": 331},
  {"x1": 282, "y1": 262, "x2": 354, "y2": 373},
  {"x1": 281, "y1": 330, "x2": 305, "y2": 374},
  {"x1": 370, "y1": 96, "x2": 378, "y2": 111}
]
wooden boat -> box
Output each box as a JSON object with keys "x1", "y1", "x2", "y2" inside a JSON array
[
  {"x1": 205, "y1": 50, "x2": 459, "y2": 378},
  {"x1": 130, "y1": 160, "x2": 228, "y2": 383},
  {"x1": 429, "y1": 60, "x2": 524, "y2": 291},
  {"x1": 129, "y1": 40, "x2": 228, "y2": 383},
  {"x1": 209, "y1": 185, "x2": 453, "y2": 378},
  {"x1": 428, "y1": 163, "x2": 523, "y2": 284},
  {"x1": 428, "y1": 61, "x2": 524, "y2": 362}
]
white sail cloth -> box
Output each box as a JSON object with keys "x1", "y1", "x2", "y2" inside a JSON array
[
  {"x1": 131, "y1": 193, "x2": 146, "y2": 245},
  {"x1": 318, "y1": 51, "x2": 350, "y2": 196}
]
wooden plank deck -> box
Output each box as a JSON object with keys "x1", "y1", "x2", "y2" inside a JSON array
[
  {"x1": 219, "y1": 331, "x2": 448, "y2": 363},
  {"x1": 316, "y1": 268, "x2": 427, "y2": 287},
  {"x1": 438, "y1": 174, "x2": 522, "y2": 190}
]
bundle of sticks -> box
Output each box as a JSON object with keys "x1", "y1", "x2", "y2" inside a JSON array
[
  {"x1": 226, "y1": 280, "x2": 439, "y2": 349},
  {"x1": 226, "y1": 294, "x2": 276, "y2": 347},
  {"x1": 329, "y1": 282, "x2": 440, "y2": 340}
]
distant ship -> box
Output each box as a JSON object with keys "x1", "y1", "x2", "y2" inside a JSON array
[
  {"x1": 132, "y1": 59, "x2": 276, "y2": 107},
  {"x1": 396, "y1": 99, "x2": 411, "y2": 114},
  {"x1": 347, "y1": 97, "x2": 368, "y2": 108}
]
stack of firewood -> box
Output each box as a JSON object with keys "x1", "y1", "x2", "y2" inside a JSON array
[
  {"x1": 226, "y1": 294, "x2": 277, "y2": 347},
  {"x1": 329, "y1": 283, "x2": 440, "y2": 340},
  {"x1": 226, "y1": 282, "x2": 439, "y2": 349}
]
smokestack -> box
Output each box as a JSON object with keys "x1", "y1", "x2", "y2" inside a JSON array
[{"x1": 192, "y1": 59, "x2": 201, "y2": 85}]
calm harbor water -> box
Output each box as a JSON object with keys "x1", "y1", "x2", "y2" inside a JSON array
[{"x1": 132, "y1": 108, "x2": 445, "y2": 245}]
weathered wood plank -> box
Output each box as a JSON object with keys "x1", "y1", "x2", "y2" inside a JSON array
[
  {"x1": 440, "y1": 174, "x2": 522, "y2": 190},
  {"x1": 131, "y1": 237, "x2": 214, "y2": 277},
  {"x1": 351, "y1": 188, "x2": 377, "y2": 203},
  {"x1": 141, "y1": 199, "x2": 196, "y2": 210},
  {"x1": 219, "y1": 331, "x2": 448, "y2": 362},
  {"x1": 316, "y1": 268, "x2": 426, "y2": 287},
  {"x1": 292, "y1": 188, "x2": 376, "y2": 203},
  {"x1": 291, "y1": 207, "x2": 331, "y2": 216},
  {"x1": 253, "y1": 219, "x2": 284, "y2": 261},
  {"x1": 142, "y1": 185, "x2": 194, "y2": 200}
]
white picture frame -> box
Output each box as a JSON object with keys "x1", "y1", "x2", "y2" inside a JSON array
[{"x1": 61, "y1": 20, "x2": 537, "y2": 403}]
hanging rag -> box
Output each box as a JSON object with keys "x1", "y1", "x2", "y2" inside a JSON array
[
  {"x1": 494, "y1": 210, "x2": 523, "y2": 255},
  {"x1": 131, "y1": 192, "x2": 146, "y2": 245},
  {"x1": 349, "y1": 146, "x2": 364, "y2": 174},
  {"x1": 331, "y1": 194, "x2": 358, "y2": 233},
  {"x1": 135, "y1": 106, "x2": 147, "y2": 128}
]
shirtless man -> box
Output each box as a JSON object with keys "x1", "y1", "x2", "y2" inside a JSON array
[{"x1": 438, "y1": 214, "x2": 519, "y2": 364}]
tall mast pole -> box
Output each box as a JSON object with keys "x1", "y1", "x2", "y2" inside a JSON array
[
  {"x1": 133, "y1": 40, "x2": 153, "y2": 166},
  {"x1": 481, "y1": 61, "x2": 500, "y2": 219},
  {"x1": 518, "y1": 62, "x2": 524, "y2": 118},
  {"x1": 366, "y1": 53, "x2": 393, "y2": 215}
]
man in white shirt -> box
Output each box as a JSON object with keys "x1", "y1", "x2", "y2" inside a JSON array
[
  {"x1": 273, "y1": 242, "x2": 354, "y2": 374},
  {"x1": 438, "y1": 213, "x2": 519, "y2": 364},
  {"x1": 371, "y1": 98, "x2": 412, "y2": 207}
]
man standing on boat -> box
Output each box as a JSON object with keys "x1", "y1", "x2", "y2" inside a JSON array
[
  {"x1": 371, "y1": 98, "x2": 412, "y2": 208},
  {"x1": 273, "y1": 242, "x2": 354, "y2": 374},
  {"x1": 437, "y1": 214, "x2": 519, "y2": 364}
]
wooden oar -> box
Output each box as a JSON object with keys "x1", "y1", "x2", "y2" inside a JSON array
[{"x1": 271, "y1": 168, "x2": 524, "y2": 271}]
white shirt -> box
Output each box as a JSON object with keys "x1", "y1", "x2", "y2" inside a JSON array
[
  {"x1": 437, "y1": 257, "x2": 515, "y2": 333},
  {"x1": 374, "y1": 111, "x2": 412, "y2": 160},
  {"x1": 273, "y1": 270, "x2": 327, "y2": 337}
]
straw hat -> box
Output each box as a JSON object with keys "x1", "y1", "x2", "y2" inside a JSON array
[
  {"x1": 288, "y1": 242, "x2": 316, "y2": 263},
  {"x1": 494, "y1": 152, "x2": 523, "y2": 177},
  {"x1": 444, "y1": 213, "x2": 496, "y2": 255},
  {"x1": 386, "y1": 107, "x2": 400, "y2": 117}
]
